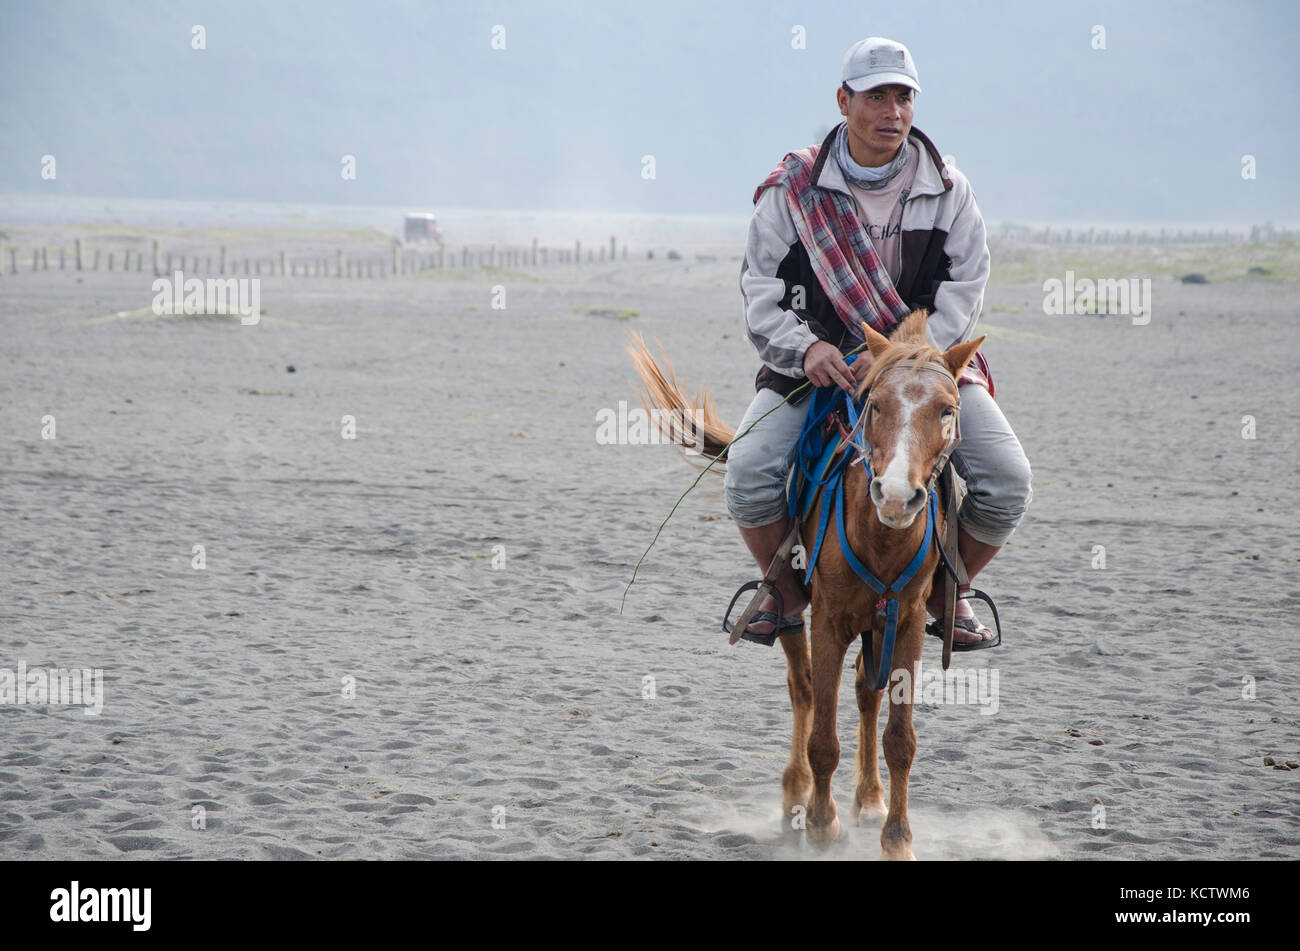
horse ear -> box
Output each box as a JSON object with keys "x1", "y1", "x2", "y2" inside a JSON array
[
  {"x1": 942, "y1": 335, "x2": 985, "y2": 380},
  {"x1": 860, "y1": 321, "x2": 892, "y2": 358}
]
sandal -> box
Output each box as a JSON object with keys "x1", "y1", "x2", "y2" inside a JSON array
[
  {"x1": 925, "y1": 615, "x2": 999, "y2": 652},
  {"x1": 724, "y1": 610, "x2": 805, "y2": 647}
]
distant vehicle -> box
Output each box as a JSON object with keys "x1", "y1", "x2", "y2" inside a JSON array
[{"x1": 403, "y1": 212, "x2": 443, "y2": 244}]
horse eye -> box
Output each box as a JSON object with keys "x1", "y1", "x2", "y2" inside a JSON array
[{"x1": 941, "y1": 406, "x2": 955, "y2": 417}]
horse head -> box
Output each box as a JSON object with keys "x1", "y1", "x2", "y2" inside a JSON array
[{"x1": 856, "y1": 310, "x2": 984, "y2": 529}]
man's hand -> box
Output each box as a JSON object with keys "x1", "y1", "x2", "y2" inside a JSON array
[
  {"x1": 850, "y1": 349, "x2": 875, "y2": 385},
  {"x1": 803, "y1": 341, "x2": 856, "y2": 392},
  {"x1": 804, "y1": 341, "x2": 875, "y2": 392}
]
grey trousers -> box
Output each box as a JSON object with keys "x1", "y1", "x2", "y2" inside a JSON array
[{"x1": 722, "y1": 384, "x2": 1032, "y2": 546}]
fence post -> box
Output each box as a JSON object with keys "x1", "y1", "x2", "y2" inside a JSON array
[{"x1": 76, "y1": 238, "x2": 84, "y2": 271}]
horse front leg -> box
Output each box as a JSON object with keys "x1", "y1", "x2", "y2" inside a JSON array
[
  {"x1": 852, "y1": 648, "x2": 887, "y2": 822},
  {"x1": 779, "y1": 624, "x2": 813, "y2": 823},
  {"x1": 805, "y1": 615, "x2": 852, "y2": 847},
  {"x1": 880, "y1": 617, "x2": 925, "y2": 861}
]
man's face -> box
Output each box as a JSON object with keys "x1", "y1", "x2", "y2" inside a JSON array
[{"x1": 836, "y1": 83, "x2": 915, "y2": 166}]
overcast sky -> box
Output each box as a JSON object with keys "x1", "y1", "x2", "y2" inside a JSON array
[{"x1": 2, "y1": 0, "x2": 1296, "y2": 224}]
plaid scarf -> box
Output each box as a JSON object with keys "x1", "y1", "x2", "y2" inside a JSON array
[
  {"x1": 753, "y1": 126, "x2": 912, "y2": 341},
  {"x1": 753, "y1": 124, "x2": 993, "y2": 395}
]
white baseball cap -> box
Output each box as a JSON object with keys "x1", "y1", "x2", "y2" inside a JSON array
[{"x1": 841, "y1": 37, "x2": 921, "y2": 94}]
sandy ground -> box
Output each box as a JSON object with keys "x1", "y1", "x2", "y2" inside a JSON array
[{"x1": 1, "y1": 239, "x2": 1297, "y2": 860}]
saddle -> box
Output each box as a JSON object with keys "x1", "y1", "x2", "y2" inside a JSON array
[{"x1": 723, "y1": 378, "x2": 1001, "y2": 675}]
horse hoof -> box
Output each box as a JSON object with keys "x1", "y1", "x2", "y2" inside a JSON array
[
  {"x1": 807, "y1": 816, "x2": 840, "y2": 847},
  {"x1": 879, "y1": 845, "x2": 916, "y2": 861},
  {"x1": 853, "y1": 796, "x2": 887, "y2": 822}
]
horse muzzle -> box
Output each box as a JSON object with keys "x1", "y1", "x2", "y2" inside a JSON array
[{"x1": 870, "y1": 478, "x2": 928, "y2": 528}]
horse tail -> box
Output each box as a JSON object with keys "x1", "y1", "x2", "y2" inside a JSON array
[{"x1": 626, "y1": 331, "x2": 736, "y2": 470}]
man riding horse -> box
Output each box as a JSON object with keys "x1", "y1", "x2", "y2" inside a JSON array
[{"x1": 725, "y1": 36, "x2": 1033, "y2": 646}]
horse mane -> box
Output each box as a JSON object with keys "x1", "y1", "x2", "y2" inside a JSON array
[{"x1": 857, "y1": 310, "x2": 945, "y2": 399}]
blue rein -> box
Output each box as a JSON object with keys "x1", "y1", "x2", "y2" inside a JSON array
[{"x1": 788, "y1": 357, "x2": 940, "y2": 691}]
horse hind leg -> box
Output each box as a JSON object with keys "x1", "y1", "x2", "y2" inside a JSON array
[
  {"x1": 779, "y1": 626, "x2": 813, "y2": 823},
  {"x1": 851, "y1": 649, "x2": 887, "y2": 822}
]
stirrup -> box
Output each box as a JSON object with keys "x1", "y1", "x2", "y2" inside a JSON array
[
  {"x1": 956, "y1": 586, "x2": 1002, "y2": 649},
  {"x1": 722, "y1": 580, "x2": 800, "y2": 647}
]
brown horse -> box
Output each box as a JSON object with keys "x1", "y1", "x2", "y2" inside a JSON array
[{"x1": 629, "y1": 309, "x2": 984, "y2": 859}]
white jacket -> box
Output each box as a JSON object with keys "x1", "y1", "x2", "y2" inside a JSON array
[{"x1": 741, "y1": 123, "x2": 991, "y2": 399}]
